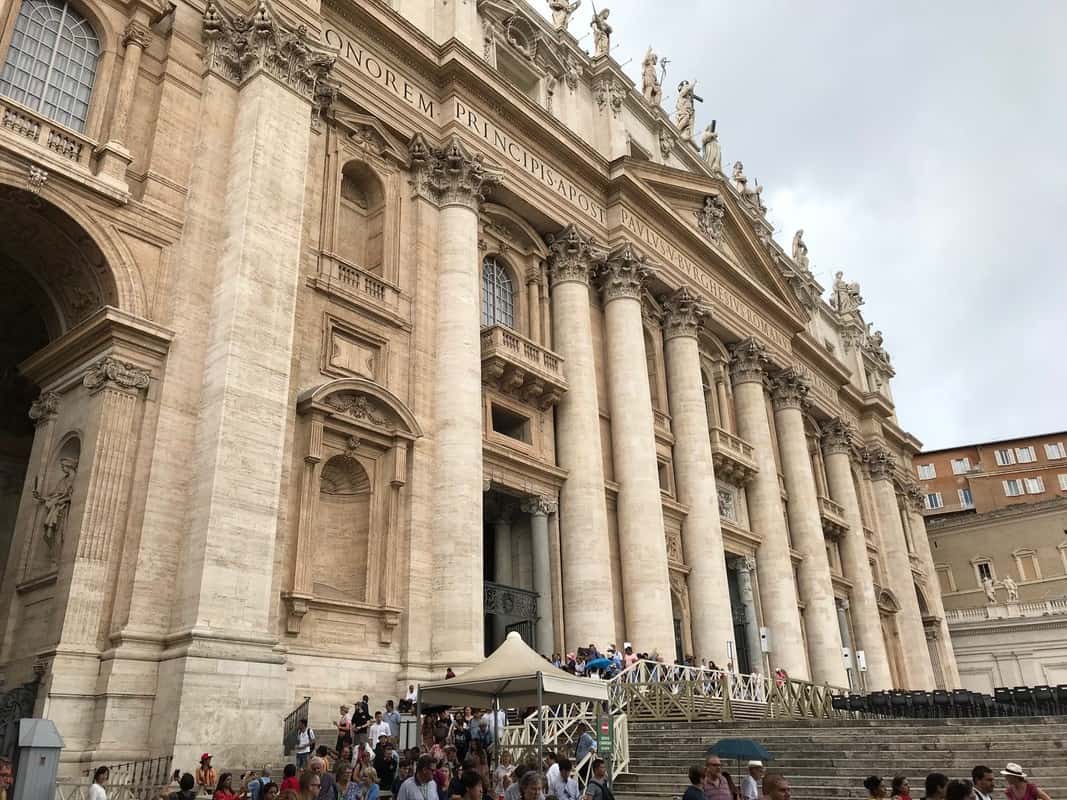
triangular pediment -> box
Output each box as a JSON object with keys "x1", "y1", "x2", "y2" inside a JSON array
[
  {"x1": 331, "y1": 111, "x2": 411, "y2": 167},
  {"x1": 614, "y1": 159, "x2": 811, "y2": 320}
]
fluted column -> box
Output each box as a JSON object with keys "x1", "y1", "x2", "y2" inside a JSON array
[
  {"x1": 412, "y1": 135, "x2": 500, "y2": 666},
  {"x1": 521, "y1": 495, "x2": 556, "y2": 653},
  {"x1": 866, "y1": 447, "x2": 936, "y2": 689},
  {"x1": 734, "y1": 557, "x2": 765, "y2": 675},
  {"x1": 598, "y1": 245, "x2": 674, "y2": 657},
  {"x1": 661, "y1": 287, "x2": 734, "y2": 664},
  {"x1": 821, "y1": 419, "x2": 893, "y2": 690},
  {"x1": 97, "y1": 19, "x2": 152, "y2": 185},
  {"x1": 769, "y1": 368, "x2": 847, "y2": 686},
  {"x1": 728, "y1": 339, "x2": 807, "y2": 678},
  {"x1": 547, "y1": 225, "x2": 617, "y2": 649}
]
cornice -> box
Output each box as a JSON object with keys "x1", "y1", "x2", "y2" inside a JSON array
[
  {"x1": 927, "y1": 496, "x2": 1067, "y2": 533},
  {"x1": 793, "y1": 331, "x2": 852, "y2": 388}
]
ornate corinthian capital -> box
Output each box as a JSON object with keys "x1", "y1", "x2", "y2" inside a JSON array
[
  {"x1": 769, "y1": 367, "x2": 811, "y2": 411},
  {"x1": 903, "y1": 482, "x2": 926, "y2": 513},
  {"x1": 123, "y1": 20, "x2": 153, "y2": 49},
  {"x1": 597, "y1": 243, "x2": 651, "y2": 303},
  {"x1": 28, "y1": 391, "x2": 60, "y2": 425},
  {"x1": 863, "y1": 445, "x2": 897, "y2": 482},
  {"x1": 202, "y1": 0, "x2": 337, "y2": 101},
  {"x1": 408, "y1": 133, "x2": 500, "y2": 210},
  {"x1": 520, "y1": 495, "x2": 558, "y2": 516},
  {"x1": 83, "y1": 357, "x2": 151, "y2": 394},
  {"x1": 728, "y1": 337, "x2": 770, "y2": 385},
  {"x1": 546, "y1": 224, "x2": 602, "y2": 287},
  {"x1": 821, "y1": 416, "x2": 856, "y2": 456},
  {"x1": 661, "y1": 286, "x2": 708, "y2": 341}
]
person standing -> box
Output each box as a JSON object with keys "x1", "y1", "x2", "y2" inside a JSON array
[
  {"x1": 197, "y1": 756, "x2": 219, "y2": 794},
  {"x1": 923, "y1": 774, "x2": 949, "y2": 800},
  {"x1": 584, "y1": 759, "x2": 615, "y2": 800},
  {"x1": 280, "y1": 767, "x2": 299, "y2": 794},
  {"x1": 295, "y1": 720, "x2": 315, "y2": 769},
  {"x1": 383, "y1": 701, "x2": 401, "y2": 742},
  {"x1": 703, "y1": 756, "x2": 731, "y2": 800},
  {"x1": 972, "y1": 768, "x2": 994, "y2": 800},
  {"x1": 684, "y1": 767, "x2": 706, "y2": 800},
  {"x1": 892, "y1": 777, "x2": 913, "y2": 800},
  {"x1": 1001, "y1": 764, "x2": 1050, "y2": 800},
  {"x1": 741, "y1": 762, "x2": 764, "y2": 800},
  {"x1": 396, "y1": 755, "x2": 439, "y2": 800},
  {"x1": 89, "y1": 767, "x2": 110, "y2": 800},
  {"x1": 762, "y1": 775, "x2": 790, "y2": 800},
  {"x1": 337, "y1": 706, "x2": 353, "y2": 753},
  {"x1": 368, "y1": 712, "x2": 391, "y2": 747},
  {"x1": 865, "y1": 777, "x2": 887, "y2": 800}
]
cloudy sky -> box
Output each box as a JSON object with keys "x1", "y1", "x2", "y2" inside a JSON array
[{"x1": 556, "y1": 1, "x2": 1067, "y2": 450}]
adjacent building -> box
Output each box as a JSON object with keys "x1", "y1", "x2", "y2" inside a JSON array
[
  {"x1": 0, "y1": 0, "x2": 957, "y2": 770},
  {"x1": 917, "y1": 432, "x2": 1067, "y2": 691}
]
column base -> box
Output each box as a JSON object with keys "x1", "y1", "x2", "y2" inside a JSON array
[{"x1": 94, "y1": 141, "x2": 132, "y2": 191}]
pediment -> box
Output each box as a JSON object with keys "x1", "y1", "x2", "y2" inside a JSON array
[{"x1": 331, "y1": 111, "x2": 411, "y2": 167}]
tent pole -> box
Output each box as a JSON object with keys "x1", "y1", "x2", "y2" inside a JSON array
[
  {"x1": 415, "y1": 690, "x2": 421, "y2": 752},
  {"x1": 493, "y1": 695, "x2": 500, "y2": 771},
  {"x1": 536, "y1": 673, "x2": 543, "y2": 773}
]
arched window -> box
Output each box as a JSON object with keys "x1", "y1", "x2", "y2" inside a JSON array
[
  {"x1": 0, "y1": 0, "x2": 100, "y2": 132},
  {"x1": 481, "y1": 257, "x2": 514, "y2": 328}
]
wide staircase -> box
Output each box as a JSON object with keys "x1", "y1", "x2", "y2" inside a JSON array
[{"x1": 615, "y1": 716, "x2": 1067, "y2": 800}]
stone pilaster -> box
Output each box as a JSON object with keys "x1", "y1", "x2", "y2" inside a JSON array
[
  {"x1": 412, "y1": 133, "x2": 500, "y2": 667},
  {"x1": 768, "y1": 368, "x2": 847, "y2": 686},
  {"x1": 865, "y1": 446, "x2": 936, "y2": 689},
  {"x1": 597, "y1": 246, "x2": 674, "y2": 657},
  {"x1": 96, "y1": 19, "x2": 153, "y2": 186},
  {"x1": 521, "y1": 495, "x2": 556, "y2": 653},
  {"x1": 820, "y1": 418, "x2": 893, "y2": 691},
  {"x1": 661, "y1": 287, "x2": 734, "y2": 665},
  {"x1": 728, "y1": 339, "x2": 807, "y2": 678},
  {"x1": 546, "y1": 225, "x2": 617, "y2": 650}
]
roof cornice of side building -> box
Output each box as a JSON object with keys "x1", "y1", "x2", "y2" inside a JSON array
[
  {"x1": 920, "y1": 430, "x2": 1067, "y2": 456},
  {"x1": 926, "y1": 496, "x2": 1067, "y2": 534}
]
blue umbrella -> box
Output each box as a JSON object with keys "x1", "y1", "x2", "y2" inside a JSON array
[
  {"x1": 586, "y1": 657, "x2": 614, "y2": 672},
  {"x1": 706, "y1": 738, "x2": 773, "y2": 762}
]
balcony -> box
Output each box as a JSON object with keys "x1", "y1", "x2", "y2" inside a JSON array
[
  {"x1": 818, "y1": 495, "x2": 849, "y2": 539},
  {"x1": 481, "y1": 325, "x2": 567, "y2": 408},
  {"x1": 311, "y1": 254, "x2": 410, "y2": 326},
  {"x1": 710, "y1": 427, "x2": 758, "y2": 484}
]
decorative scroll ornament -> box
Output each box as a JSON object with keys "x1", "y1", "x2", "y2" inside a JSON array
[
  {"x1": 728, "y1": 337, "x2": 770, "y2": 385},
  {"x1": 83, "y1": 357, "x2": 151, "y2": 393},
  {"x1": 28, "y1": 391, "x2": 60, "y2": 425},
  {"x1": 769, "y1": 366, "x2": 811, "y2": 411},
  {"x1": 520, "y1": 495, "x2": 558, "y2": 516},
  {"x1": 820, "y1": 416, "x2": 856, "y2": 456},
  {"x1": 546, "y1": 223, "x2": 603, "y2": 287},
  {"x1": 202, "y1": 0, "x2": 337, "y2": 104},
  {"x1": 408, "y1": 133, "x2": 501, "y2": 210},
  {"x1": 324, "y1": 392, "x2": 388, "y2": 426},
  {"x1": 661, "y1": 286, "x2": 707, "y2": 341},
  {"x1": 864, "y1": 445, "x2": 897, "y2": 482},
  {"x1": 695, "y1": 194, "x2": 726, "y2": 244},
  {"x1": 597, "y1": 243, "x2": 651, "y2": 303}
]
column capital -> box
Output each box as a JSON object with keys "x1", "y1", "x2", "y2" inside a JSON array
[
  {"x1": 728, "y1": 337, "x2": 770, "y2": 385},
  {"x1": 863, "y1": 445, "x2": 897, "y2": 482},
  {"x1": 660, "y1": 286, "x2": 708, "y2": 341},
  {"x1": 202, "y1": 0, "x2": 337, "y2": 101},
  {"x1": 83, "y1": 356, "x2": 151, "y2": 395},
  {"x1": 521, "y1": 495, "x2": 558, "y2": 517},
  {"x1": 903, "y1": 482, "x2": 926, "y2": 513},
  {"x1": 596, "y1": 243, "x2": 651, "y2": 303},
  {"x1": 546, "y1": 224, "x2": 602, "y2": 287},
  {"x1": 769, "y1": 366, "x2": 811, "y2": 411},
  {"x1": 123, "y1": 19, "x2": 153, "y2": 49},
  {"x1": 409, "y1": 133, "x2": 501, "y2": 210},
  {"x1": 28, "y1": 390, "x2": 60, "y2": 425},
  {"x1": 821, "y1": 416, "x2": 856, "y2": 456}
]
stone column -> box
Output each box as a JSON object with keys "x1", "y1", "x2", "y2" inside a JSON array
[
  {"x1": 735, "y1": 557, "x2": 765, "y2": 675},
  {"x1": 97, "y1": 19, "x2": 152, "y2": 186},
  {"x1": 521, "y1": 496, "x2": 556, "y2": 653},
  {"x1": 769, "y1": 368, "x2": 847, "y2": 686},
  {"x1": 728, "y1": 339, "x2": 807, "y2": 678},
  {"x1": 547, "y1": 225, "x2": 616, "y2": 649},
  {"x1": 597, "y1": 245, "x2": 675, "y2": 657},
  {"x1": 526, "y1": 268, "x2": 542, "y2": 344},
  {"x1": 821, "y1": 419, "x2": 893, "y2": 690},
  {"x1": 411, "y1": 134, "x2": 500, "y2": 667},
  {"x1": 865, "y1": 447, "x2": 936, "y2": 689},
  {"x1": 661, "y1": 287, "x2": 734, "y2": 665},
  {"x1": 492, "y1": 511, "x2": 513, "y2": 646},
  {"x1": 836, "y1": 600, "x2": 859, "y2": 686}
]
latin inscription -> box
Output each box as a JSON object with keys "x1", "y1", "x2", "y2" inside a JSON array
[{"x1": 323, "y1": 28, "x2": 436, "y2": 120}]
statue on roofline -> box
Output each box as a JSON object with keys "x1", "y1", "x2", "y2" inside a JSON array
[
  {"x1": 548, "y1": 0, "x2": 580, "y2": 31},
  {"x1": 590, "y1": 7, "x2": 611, "y2": 57},
  {"x1": 700, "y1": 123, "x2": 722, "y2": 174}
]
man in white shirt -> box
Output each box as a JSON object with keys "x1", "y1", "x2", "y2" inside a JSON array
[
  {"x1": 368, "y1": 711, "x2": 392, "y2": 745},
  {"x1": 544, "y1": 752, "x2": 559, "y2": 786},
  {"x1": 548, "y1": 758, "x2": 579, "y2": 800},
  {"x1": 740, "y1": 760, "x2": 763, "y2": 800}
]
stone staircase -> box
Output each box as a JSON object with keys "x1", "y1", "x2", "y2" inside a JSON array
[{"x1": 614, "y1": 717, "x2": 1067, "y2": 800}]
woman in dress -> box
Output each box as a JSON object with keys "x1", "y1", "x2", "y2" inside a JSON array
[
  {"x1": 213, "y1": 773, "x2": 243, "y2": 800},
  {"x1": 1002, "y1": 764, "x2": 1051, "y2": 800}
]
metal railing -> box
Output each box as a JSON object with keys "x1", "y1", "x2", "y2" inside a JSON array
[
  {"x1": 284, "y1": 696, "x2": 311, "y2": 755},
  {"x1": 57, "y1": 756, "x2": 173, "y2": 800}
]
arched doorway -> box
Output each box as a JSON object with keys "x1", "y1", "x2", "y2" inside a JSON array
[{"x1": 878, "y1": 588, "x2": 906, "y2": 689}]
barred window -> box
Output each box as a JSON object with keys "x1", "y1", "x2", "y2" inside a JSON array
[
  {"x1": 481, "y1": 257, "x2": 514, "y2": 329},
  {"x1": 0, "y1": 0, "x2": 100, "y2": 132}
]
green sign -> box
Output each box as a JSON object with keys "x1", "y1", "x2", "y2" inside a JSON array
[{"x1": 596, "y1": 716, "x2": 614, "y2": 751}]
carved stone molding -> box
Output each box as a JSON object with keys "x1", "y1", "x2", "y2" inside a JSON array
[
  {"x1": 769, "y1": 367, "x2": 811, "y2": 411},
  {"x1": 324, "y1": 391, "x2": 389, "y2": 427},
  {"x1": 864, "y1": 445, "x2": 897, "y2": 482},
  {"x1": 28, "y1": 391, "x2": 60, "y2": 425},
  {"x1": 83, "y1": 357, "x2": 150, "y2": 394},
  {"x1": 202, "y1": 0, "x2": 337, "y2": 104},
  {"x1": 661, "y1": 286, "x2": 707, "y2": 341},
  {"x1": 520, "y1": 495, "x2": 558, "y2": 517},
  {"x1": 820, "y1": 416, "x2": 855, "y2": 456},
  {"x1": 597, "y1": 243, "x2": 650, "y2": 303},
  {"x1": 27, "y1": 165, "x2": 47, "y2": 195},
  {"x1": 408, "y1": 133, "x2": 500, "y2": 210},
  {"x1": 658, "y1": 125, "x2": 676, "y2": 159},
  {"x1": 695, "y1": 194, "x2": 726, "y2": 244},
  {"x1": 594, "y1": 77, "x2": 624, "y2": 118},
  {"x1": 546, "y1": 223, "x2": 602, "y2": 287},
  {"x1": 728, "y1": 337, "x2": 770, "y2": 386},
  {"x1": 122, "y1": 19, "x2": 153, "y2": 49},
  {"x1": 903, "y1": 482, "x2": 926, "y2": 514}
]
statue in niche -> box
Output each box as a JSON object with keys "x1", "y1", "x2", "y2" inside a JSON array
[
  {"x1": 696, "y1": 194, "x2": 725, "y2": 243},
  {"x1": 34, "y1": 457, "x2": 78, "y2": 557},
  {"x1": 590, "y1": 8, "x2": 611, "y2": 57},
  {"x1": 792, "y1": 229, "x2": 810, "y2": 271},
  {"x1": 1002, "y1": 575, "x2": 1019, "y2": 602},
  {"x1": 829, "y1": 270, "x2": 864, "y2": 314},
  {"x1": 700, "y1": 123, "x2": 722, "y2": 174},
  {"x1": 641, "y1": 47, "x2": 662, "y2": 105},
  {"x1": 674, "y1": 80, "x2": 702, "y2": 140},
  {"x1": 717, "y1": 489, "x2": 735, "y2": 521},
  {"x1": 549, "y1": 0, "x2": 580, "y2": 30},
  {"x1": 982, "y1": 576, "x2": 997, "y2": 604}
]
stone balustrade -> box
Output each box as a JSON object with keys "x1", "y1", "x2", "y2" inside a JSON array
[
  {"x1": 312, "y1": 254, "x2": 410, "y2": 324},
  {"x1": 480, "y1": 324, "x2": 567, "y2": 408},
  {"x1": 709, "y1": 426, "x2": 759, "y2": 484},
  {"x1": 945, "y1": 598, "x2": 1067, "y2": 623},
  {"x1": 2, "y1": 100, "x2": 95, "y2": 169},
  {"x1": 817, "y1": 494, "x2": 848, "y2": 539}
]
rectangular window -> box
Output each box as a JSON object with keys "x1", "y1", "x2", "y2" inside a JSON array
[
  {"x1": 950, "y1": 458, "x2": 971, "y2": 474},
  {"x1": 490, "y1": 404, "x2": 531, "y2": 444},
  {"x1": 1025, "y1": 477, "x2": 1045, "y2": 494},
  {"x1": 1004, "y1": 479, "x2": 1025, "y2": 497},
  {"x1": 1059, "y1": 474, "x2": 1067, "y2": 491},
  {"x1": 995, "y1": 448, "x2": 1016, "y2": 466},
  {"x1": 937, "y1": 566, "x2": 955, "y2": 594},
  {"x1": 925, "y1": 493, "x2": 944, "y2": 510},
  {"x1": 1016, "y1": 446, "x2": 1037, "y2": 463},
  {"x1": 958, "y1": 488, "x2": 974, "y2": 508},
  {"x1": 917, "y1": 464, "x2": 936, "y2": 479},
  {"x1": 977, "y1": 562, "x2": 993, "y2": 582},
  {"x1": 1045, "y1": 442, "x2": 1067, "y2": 460}
]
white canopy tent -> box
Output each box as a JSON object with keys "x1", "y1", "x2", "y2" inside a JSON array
[{"x1": 417, "y1": 631, "x2": 609, "y2": 766}]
